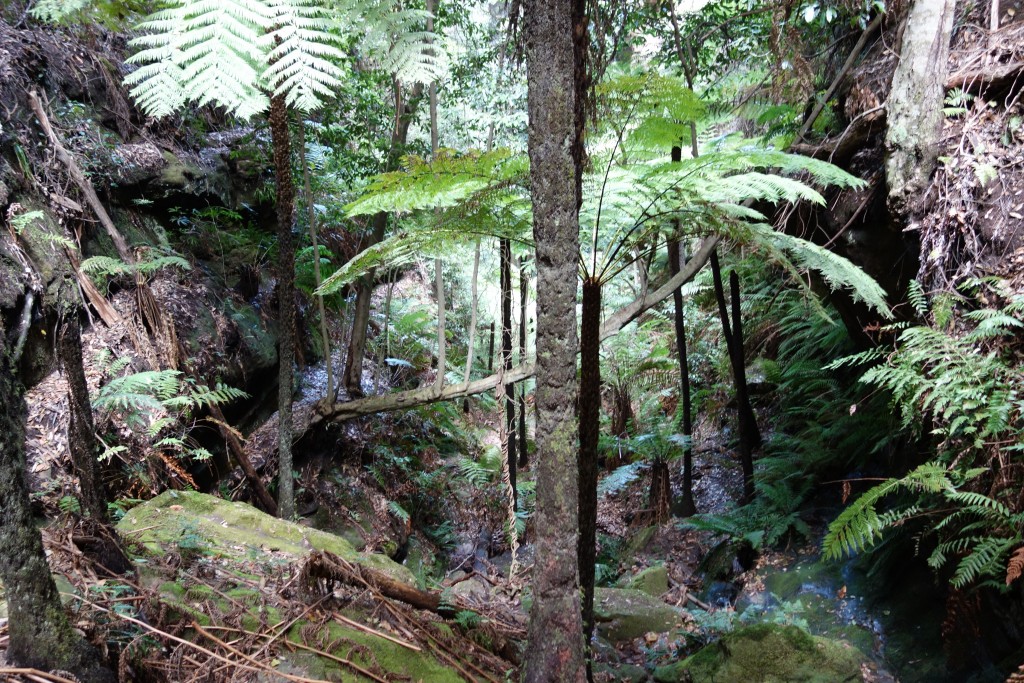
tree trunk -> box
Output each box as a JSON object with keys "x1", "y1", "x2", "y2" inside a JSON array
[
  {"x1": 668, "y1": 237, "x2": 696, "y2": 518},
  {"x1": 517, "y1": 256, "x2": 529, "y2": 468},
  {"x1": 577, "y1": 277, "x2": 601, "y2": 651},
  {"x1": 299, "y1": 117, "x2": 333, "y2": 401},
  {"x1": 344, "y1": 83, "x2": 422, "y2": 397},
  {"x1": 709, "y1": 250, "x2": 756, "y2": 502},
  {"x1": 270, "y1": 94, "x2": 297, "y2": 520},
  {"x1": 522, "y1": 0, "x2": 587, "y2": 677},
  {"x1": 487, "y1": 320, "x2": 495, "y2": 373},
  {"x1": 730, "y1": 269, "x2": 758, "y2": 503},
  {"x1": 0, "y1": 335, "x2": 114, "y2": 682},
  {"x1": 463, "y1": 239, "x2": 481, "y2": 413},
  {"x1": 500, "y1": 237, "x2": 517, "y2": 506},
  {"x1": 884, "y1": 0, "x2": 956, "y2": 218},
  {"x1": 57, "y1": 305, "x2": 108, "y2": 521},
  {"x1": 649, "y1": 458, "x2": 671, "y2": 524}
]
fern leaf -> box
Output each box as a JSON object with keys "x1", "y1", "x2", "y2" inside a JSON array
[
  {"x1": 261, "y1": 0, "x2": 347, "y2": 111},
  {"x1": 1007, "y1": 547, "x2": 1024, "y2": 585}
]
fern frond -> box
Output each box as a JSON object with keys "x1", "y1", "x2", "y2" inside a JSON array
[
  {"x1": 261, "y1": 0, "x2": 347, "y2": 111},
  {"x1": 1007, "y1": 546, "x2": 1024, "y2": 585}
]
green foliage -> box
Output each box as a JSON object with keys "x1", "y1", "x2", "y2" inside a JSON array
[
  {"x1": 92, "y1": 352, "x2": 247, "y2": 474},
  {"x1": 825, "y1": 279, "x2": 1024, "y2": 589},
  {"x1": 81, "y1": 252, "x2": 191, "y2": 291},
  {"x1": 126, "y1": 0, "x2": 445, "y2": 118}
]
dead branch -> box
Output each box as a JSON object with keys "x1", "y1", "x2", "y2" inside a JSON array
[
  {"x1": 27, "y1": 90, "x2": 132, "y2": 264},
  {"x1": 207, "y1": 403, "x2": 278, "y2": 515},
  {"x1": 946, "y1": 60, "x2": 1024, "y2": 97}
]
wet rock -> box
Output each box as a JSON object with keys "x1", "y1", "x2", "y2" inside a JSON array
[
  {"x1": 695, "y1": 539, "x2": 756, "y2": 582},
  {"x1": 700, "y1": 580, "x2": 738, "y2": 609}
]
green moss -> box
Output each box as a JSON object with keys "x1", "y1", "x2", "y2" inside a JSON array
[
  {"x1": 653, "y1": 624, "x2": 865, "y2": 683},
  {"x1": 117, "y1": 490, "x2": 414, "y2": 583},
  {"x1": 619, "y1": 565, "x2": 669, "y2": 596},
  {"x1": 593, "y1": 587, "x2": 682, "y2": 642},
  {"x1": 283, "y1": 620, "x2": 465, "y2": 682}
]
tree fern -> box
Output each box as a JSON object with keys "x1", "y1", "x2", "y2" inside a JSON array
[{"x1": 127, "y1": 0, "x2": 444, "y2": 119}]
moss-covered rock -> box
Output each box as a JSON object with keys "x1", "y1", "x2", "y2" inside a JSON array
[
  {"x1": 619, "y1": 564, "x2": 669, "y2": 596},
  {"x1": 652, "y1": 623, "x2": 866, "y2": 683},
  {"x1": 117, "y1": 490, "x2": 413, "y2": 583},
  {"x1": 594, "y1": 587, "x2": 684, "y2": 642}
]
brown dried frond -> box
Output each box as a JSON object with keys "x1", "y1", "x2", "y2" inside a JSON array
[{"x1": 1007, "y1": 546, "x2": 1024, "y2": 585}]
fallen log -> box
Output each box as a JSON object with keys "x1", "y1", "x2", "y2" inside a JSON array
[
  {"x1": 312, "y1": 236, "x2": 719, "y2": 425},
  {"x1": 946, "y1": 60, "x2": 1024, "y2": 97}
]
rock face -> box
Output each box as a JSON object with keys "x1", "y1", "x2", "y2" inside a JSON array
[
  {"x1": 653, "y1": 623, "x2": 866, "y2": 683},
  {"x1": 619, "y1": 564, "x2": 669, "y2": 596}
]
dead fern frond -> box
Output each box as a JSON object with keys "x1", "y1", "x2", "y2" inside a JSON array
[{"x1": 1007, "y1": 546, "x2": 1024, "y2": 585}]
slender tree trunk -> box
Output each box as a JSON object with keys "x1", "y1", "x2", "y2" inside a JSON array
[
  {"x1": 427, "y1": 0, "x2": 446, "y2": 396},
  {"x1": 57, "y1": 307, "x2": 107, "y2": 520},
  {"x1": 668, "y1": 238, "x2": 696, "y2": 518},
  {"x1": 487, "y1": 320, "x2": 495, "y2": 373},
  {"x1": 500, "y1": 237, "x2": 517, "y2": 507},
  {"x1": 462, "y1": 240, "x2": 481, "y2": 413},
  {"x1": 729, "y1": 269, "x2": 758, "y2": 502},
  {"x1": 709, "y1": 251, "x2": 756, "y2": 502},
  {"x1": 522, "y1": 0, "x2": 587, "y2": 677},
  {"x1": 344, "y1": 83, "x2": 422, "y2": 397},
  {"x1": 299, "y1": 117, "x2": 333, "y2": 401},
  {"x1": 270, "y1": 94, "x2": 297, "y2": 520},
  {"x1": 517, "y1": 256, "x2": 529, "y2": 467},
  {"x1": 0, "y1": 335, "x2": 114, "y2": 681},
  {"x1": 577, "y1": 277, "x2": 601, "y2": 651}
]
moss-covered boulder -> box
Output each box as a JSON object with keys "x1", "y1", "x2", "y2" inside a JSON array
[
  {"x1": 619, "y1": 565, "x2": 669, "y2": 596},
  {"x1": 117, "y1": 490, "x2": 412, "y2": 582},
  {"x1": 653, "y1": 623, "x2": 866, "y2": 683},
  {"x1": 594, "y1": 587, "x2": 684, "y2": 642}
]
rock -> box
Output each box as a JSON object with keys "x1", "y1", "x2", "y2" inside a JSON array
[
  {"x1": 619, "y1": 565, "x2": 669, "y2": 596},
  {"x1": 652, "y1": 623, "x2": 866, "y2": 683},
  {"x1": 700, "y1": 580, "x2": 738, "y2": 609},
  {"x1": 695, "y1": 539, "x2": 756, "y2": 582},
  {"x1": 594, "y1": 662, "x2": 650, "y2": 683},
  {"x1": 117, "y1": 490, "x2": 412, "y2": 583},
  {"x1": 594, "y1": 587, "x2": 684, "y2": 642}
]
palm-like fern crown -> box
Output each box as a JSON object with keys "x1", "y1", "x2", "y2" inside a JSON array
[{"x1": 126, "y1": 0, "x2": 446, "y2": 118}]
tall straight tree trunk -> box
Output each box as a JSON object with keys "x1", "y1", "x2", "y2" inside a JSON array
[
  {"x1": 299, "y1": 117, "x2": 333, "y2": 401},
  {"x1": 522, "y1": 0, "x2": 587, "y2": 678},
  {"x1": 270, "y1": 94, "x2": 297, "y2": 520},
  {"x1": 344, "y1": 83, "x2": 422, "y2": 397},
  {"x1": 0, "y1": 333, "x2": 114, "y2": 682},
  {"x1": 428, "y1": 0, "x2": 446, "y2": 396},
  {"x1": 668, "y1": 238, "x2": 696, "y2": 517},
  {"x1": 517, "y1": 256, "x2": 529, "y2": 467},
  {"x1": 462, "y1": 240, "x2": 481, "y2": 413},
  {"x1": 500, "y1": 237, "x2": 518, "y2": 507},
  {"x1": 577, "y1": 277, "x2": 601, "y2": 651}
]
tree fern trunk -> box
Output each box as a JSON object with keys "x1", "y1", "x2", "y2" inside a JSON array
[
  {"x1": 710, "y1": 250, "x2": 755, "y2": 502},
  {"x1": 668, "y1": 237, "x2": 696, "y2": 518},
  {"x1": 271, "y1": 93, "x2": 296, "y2": 520},
  {"x1": 578, "y1": 277, "x2": 601, "y2": 654},
  {"x1": 299, "y1": 117, "x2": 333, "y2": 401},
  {"x1": 500, "y1": 236, "x2": 517, "y2": 508},
  {"x1": 518, "y1": 256, "x2": 529, "y2": 467}
]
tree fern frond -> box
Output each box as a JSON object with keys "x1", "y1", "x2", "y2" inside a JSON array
[{"x1": 262, "y1": 0, "x2": 348, "y2": 111}]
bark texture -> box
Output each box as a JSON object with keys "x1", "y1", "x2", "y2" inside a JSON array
[
  {"x1": 884, "y1": 0, "x2": 956, "y2": 217},
  {"x1": 270, "y1": 94, "x2": 296, "y2": 520},
  {"x1": 0, "y1": 335, "x2": 113, "y2": 681},
  {"x1": 522, "y1": 0, "x2": 587, "y2": 678},
  {"x1": 500, "y1": 237, "x2": 517, "y2": 504}
]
